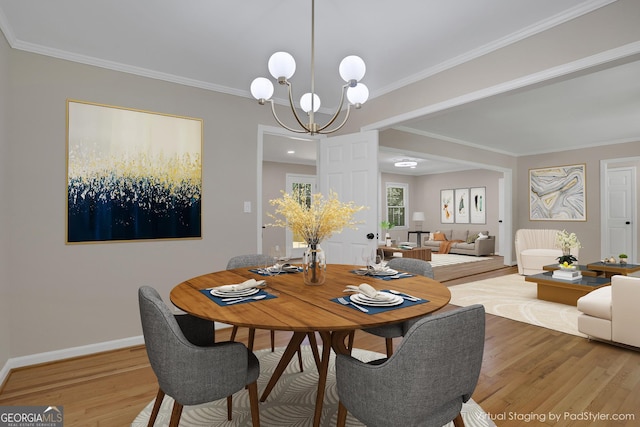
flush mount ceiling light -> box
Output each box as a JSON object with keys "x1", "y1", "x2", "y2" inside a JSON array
[
  {"x1": 250, "y1": 0, "x2": 369, "y2": 135},
  {"x1": 394, "y1": 161, "x2": 418, "y2": 168}
]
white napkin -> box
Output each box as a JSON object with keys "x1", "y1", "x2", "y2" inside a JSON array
[
  {"x1": 345, "y1": 284, "x2": 395, "y2": 301},
  {"x1": 214, "y1": 278, "x2": 265, "y2": 292}
]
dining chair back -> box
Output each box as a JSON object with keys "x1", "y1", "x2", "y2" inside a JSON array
[
  {"x1": 386, "y1": 257, "x2": 434, "y2": 278},
  {"x1": 138, "y1": 286, "x2": 260, "y2": 427},
  {"x1": 226, "y1": 254, "x2": 274, "y2": 270},
  {"x1": 335, "y1": 304, "x2": 485, "y2": 427},
  {"x1": 363, "y1": 257, "x2": 434, "y2": 356}
]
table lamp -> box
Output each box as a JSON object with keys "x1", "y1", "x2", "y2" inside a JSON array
[{"x1": 412, "y1": 212, "x2": 425, "y2": 231}]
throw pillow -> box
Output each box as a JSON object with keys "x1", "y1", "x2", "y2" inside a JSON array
[
  {"x1": 477, "y1": 232, "x2": 489, "y2": 240},
  {"x1": 433, "y1": 232, "x2": 446, "y2": 241},
  {"x1": 429, "y1": 231, "x2": 438, "y2": 241},
  {"x1": 466, "y1": 233, "x2": 479, "y2": 244}
]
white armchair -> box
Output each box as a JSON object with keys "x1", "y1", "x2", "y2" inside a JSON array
[
  {"x1": 577, "y1": 275, "x2": 640, "y2": 348},
  {"x1": 514, "y1": 229, "x2": 579, "y2": 275}
]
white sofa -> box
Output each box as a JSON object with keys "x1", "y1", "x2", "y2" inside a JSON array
[
  {"x1": 514, "y1": 229, "x2": 579, "y2": 275},
  {"x1": 577, "y1": 275, "x2": 640, "y2": 348}
]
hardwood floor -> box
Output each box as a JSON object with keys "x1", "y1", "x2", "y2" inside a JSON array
[{"x1": 2, "y1": 259, "x2": 639, "y2": 426}]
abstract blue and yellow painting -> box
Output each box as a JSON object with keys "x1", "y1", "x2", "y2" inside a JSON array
[{"x1": 67, "y1": 100, "x2": 202, "y2": 243}]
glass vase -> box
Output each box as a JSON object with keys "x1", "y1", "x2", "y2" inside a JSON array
[{"x1": 303, "y1": 244, "x2": 326, "y2": 285}]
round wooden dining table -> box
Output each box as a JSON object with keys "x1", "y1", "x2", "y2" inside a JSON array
[{"x1": 170, "y1": 263, "x2": 451, "y2": 427}]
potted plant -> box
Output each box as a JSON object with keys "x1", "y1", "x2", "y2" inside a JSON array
[
  {"x1": 619, "y1": 254, "x2": 628, "y2": 265},
  {"x1": 555, "y1": 230, "x2": 581, "y2": 267},
  {"x1": 381, "y1": 221, "x2": 395, "y2": 246}
]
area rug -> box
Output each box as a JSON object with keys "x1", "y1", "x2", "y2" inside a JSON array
[
  {"x1": 429, "y1": 253, "x2": 493, "y2": 268},
  {"x1": 449, "y1": 273, "x2": 584, "y2": 337},
  {"x1": 132, "y1": 346, "x2": 495, "y2": 427}
]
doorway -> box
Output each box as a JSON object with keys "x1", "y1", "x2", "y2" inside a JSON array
[{"x1": 601, "y1": 157, "x2": 639, "y2": 263}]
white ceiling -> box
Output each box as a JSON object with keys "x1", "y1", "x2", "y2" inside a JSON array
[{"x1": 1, "y1": 0, "x2": 637, "y2": 174}]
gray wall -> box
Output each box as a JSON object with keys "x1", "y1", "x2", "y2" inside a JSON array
[
  {"x1": 0, "y1": 30, "x2": 10, "y2": 369},
  {"x1": 517, "y1": 145, "x2": 640, "y2": 263},
  {"x1": 4, "y1": 49, "x2": 272, "y2": 359},
  {"x1": 1, "y1": 0, "x2": 639, "y2": 368}
]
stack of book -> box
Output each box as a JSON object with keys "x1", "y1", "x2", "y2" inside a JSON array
[{"x1": 552, "y1": 268, "x2": 583, "y2": 281}]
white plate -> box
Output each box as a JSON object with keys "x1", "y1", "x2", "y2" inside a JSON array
[
  {"x1": 210, "y1": 287, "x2": 260, "y2": 298},
  {"x1": 357, "y1": 268, "x2": 398, "y2": 276},
  {"x1": 370, "y1": 269, "x2": 398, "y2": 276},
  {"x1": 351, "y1": 293, "x2": 403, "y2": 306}
]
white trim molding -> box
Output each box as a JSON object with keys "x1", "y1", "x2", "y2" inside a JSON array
[{"x1": 0, "y1": 335, "x2": 145, "y2": 386}]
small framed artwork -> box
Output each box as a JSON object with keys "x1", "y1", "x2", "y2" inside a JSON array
[
  {"x1": 67, "y1": 100, "x2": 203, "y2": 243},
  {"x1": 440, "y1": 189, "x2": 454, "y2": 223},
  {"x1": 454, "y1": 188, "x2": 470, "y2": 224},
  {"x1": 470, "y1": 187, "x2": 486, "y2": 224},
  {"x1": 529, "y1": 163, "x2": 586, "y2": 221}
]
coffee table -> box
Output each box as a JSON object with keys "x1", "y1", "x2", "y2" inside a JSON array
[
  {"x1": 379, "y1": 245, "x2": 431, "y2": 261},
  {"x1": 524, "y1": 272, "x2": 610, "y2": 306},
  {"x1": 542, "y1": 264, "x2": 600, "y2": 277},
  {"x1": 585, "y1": 261, "x2": 640, "y2": 278}
]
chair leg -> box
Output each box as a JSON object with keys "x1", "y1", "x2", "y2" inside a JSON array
[
  {"x1": 247, "y1": 381, "x2": 261, "y2": 427},
  {"x1": 226, "y1": 395, "x2": 233, "y2": 421},
  {"x1": 270, "y1": 330, "x2": 275, "y2": 351},
  {"x1": 385, "y1": 337, "x2": 394, "y2": 357},
  {"x1": 347, "y1": 331, "x2": 355, "y2": 352},
  {"x1": 453, "y1": 412, "x2": 465, "y2": 427},
  {"x1": 168, "y1": 401, "x2": 183, "y2": 427},
  {"x1": 297, "y1": 345, "x2": 304, "y2": 372},
  {"x1": 248, "y1": 328, "x2": 256, "y2": 350},
  {"x1": 230, "y1": 325, "x2": 238, "y2": 341},
  {"x1": 336, "y1": 401, "x2": 348, "y2": 427},
  {"x1": 147, "y1": 388, "x2": 165, "y2": 427}
]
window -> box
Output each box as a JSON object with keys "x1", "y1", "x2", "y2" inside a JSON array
[
  {"x1": 386, "y1": 183, "x2": 408, "y2": 227},
  {"x1": 286, "y1": 174, "x2": 316, "y2": 255}
]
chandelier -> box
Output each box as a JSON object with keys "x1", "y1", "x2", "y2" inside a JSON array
[{"x1": 250, "y1": 0, "x2": 369, "y2": 135}]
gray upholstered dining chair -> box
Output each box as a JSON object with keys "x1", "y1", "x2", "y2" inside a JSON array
[
  {"x1": 362, "y1": 257, "x2": 434, "y2": 356},
  {"x1": 335, "y1": 304, "x2": 485, "y2": 427},
  {"x1": 138, "y1": 286, "x2": 260, "y2": 427}
]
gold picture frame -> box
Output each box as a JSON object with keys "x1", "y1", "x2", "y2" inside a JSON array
[
  {"x1": 66, "y1": 100, "x2": 203, "y2": 243},
  {"x1": 529, "y1": 163, "x2": 586, "y2": 221}
]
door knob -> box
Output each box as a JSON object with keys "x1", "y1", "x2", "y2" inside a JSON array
[{"x1": 366, "y1": 233, "x2": 375, "y2": 240}]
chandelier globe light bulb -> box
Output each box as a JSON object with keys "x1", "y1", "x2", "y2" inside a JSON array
[
  {"x1": 268, "y1": 52, "x2": 296, "y2": 80},
  {"x1": 300, "y1": 93, "x2": 322, "y2": 113},
  {"x1": 339, "y1": 55, "x2": 366, "y2": 84},
  {"x1": 250, "y1": 77, "x2": 274, "y2": 101},
  {"x1": 347, "y1": 83, "x2": 369, "y2": 106}
]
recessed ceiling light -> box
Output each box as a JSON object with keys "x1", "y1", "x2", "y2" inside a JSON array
[
  {"x1": 394, "y1": 161, "x2": 418, "y2": 168},
  {"x1": 287, "y1": 150, "x2": 295, "y2": 154}
]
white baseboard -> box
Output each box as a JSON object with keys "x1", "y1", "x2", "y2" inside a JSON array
[
  {"x1": 0, "y1": 335, "x2": 145, "y2": 387},
  {"x1": 1, "y1": 323, "x2": 234, "y2": 387}
]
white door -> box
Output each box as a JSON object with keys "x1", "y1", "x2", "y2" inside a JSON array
[
  {"x1": 604, "y1": 167, "x2": 636, "y2": 261},
  {"x1": 285, "y1": 173, "x2": 317, "y2": 259},
  {"x1": 498, "y1": 177, "x2": 504, "y2": 256},
  {"x1": 318, "y1": 131, "x2": 379, "y2": 264}
]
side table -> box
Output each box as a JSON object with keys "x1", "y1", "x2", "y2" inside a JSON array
[
  {"x1": 586, "y1": 261, "x2": 640, "y2": 278},
  {"x1": 407, "y1": 231, "x2": 429, "y2": 247}
]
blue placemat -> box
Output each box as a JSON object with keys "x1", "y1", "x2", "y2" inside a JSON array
[
  {"x1": 349, "y1": 270, "x2": 415, "y2": 280},
  {"x1": 200, "y1": 288, "x2": 277, "y2": 306},
  {"x1": 249, "y1": 267, "x2": 302, "y2": 276},
  {"x1": 331, "y1": 292, "x2": 428, "y2": 315}
]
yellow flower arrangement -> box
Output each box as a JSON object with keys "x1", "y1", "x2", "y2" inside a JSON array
[{"x1": 268, "y1": 190, "x2": 366, "y2": 245}]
